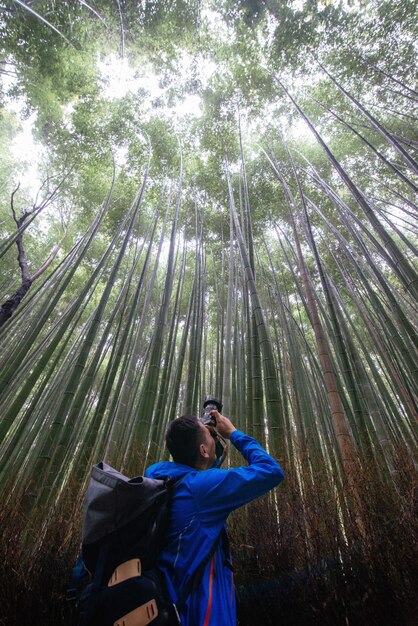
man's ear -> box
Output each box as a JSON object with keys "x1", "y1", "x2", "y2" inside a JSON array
[{"x1": 199, "y1": 442, "x2": 209, "y2": 459}]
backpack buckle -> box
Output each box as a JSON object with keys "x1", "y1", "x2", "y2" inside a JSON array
[
  {"x1": 108, "y1": 558, "x2": 141, "y2": 587},
  {"x1": 113, "y1": 599, "x2": 158, "y2": 626}
]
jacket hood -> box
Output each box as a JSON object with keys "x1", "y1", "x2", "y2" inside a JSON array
[{"x1": 146, "y1": 460, "x2": 193, "y2": 481}]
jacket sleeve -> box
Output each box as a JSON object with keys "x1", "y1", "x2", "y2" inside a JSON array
[{"x1": 194, "y1": 430, "x2": 284, "y2": 520}]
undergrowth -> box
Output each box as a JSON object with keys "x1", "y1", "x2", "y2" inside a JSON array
[{"x1": 0, "y1": 449, "x2": 417, "y2": 626}]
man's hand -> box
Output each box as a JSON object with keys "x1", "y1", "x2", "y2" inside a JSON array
[{"x1": 209, "y1": 410, "x2": 236, "y2": 439}]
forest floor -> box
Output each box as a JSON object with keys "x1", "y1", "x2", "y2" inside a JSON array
[{"x1": 1, "y1": 458, "x2": 417, "y2": 626}]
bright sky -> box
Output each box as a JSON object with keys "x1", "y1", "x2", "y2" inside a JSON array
[
  {"x1": 98, "y1": 53, "x2": 215, "y2": 120},
  {"x1": 0, "y1": 62, "x2": 44, "y2": 195},
  {"x1": 10, "y1": 110, "x2": 45, "y2": 196}
]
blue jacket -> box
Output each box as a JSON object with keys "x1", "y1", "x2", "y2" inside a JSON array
[{"x1": 145, "y1": 429, "x2": 284, "y2": 626}]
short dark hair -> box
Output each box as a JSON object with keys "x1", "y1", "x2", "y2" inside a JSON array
[{"x1": 165, "y1": 415, "x2": 204, "y2": 467}]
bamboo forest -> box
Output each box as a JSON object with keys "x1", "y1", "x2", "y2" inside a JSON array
[{"x1": 0, "y1": 1, "x2": 417, "y2": 624}]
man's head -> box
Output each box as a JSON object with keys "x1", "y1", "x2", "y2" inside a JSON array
[{"x1": 165, "y1": 415, "x2": 216, "y2": 470}]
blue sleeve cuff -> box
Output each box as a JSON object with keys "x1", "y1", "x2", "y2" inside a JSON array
[{"x1": 230, "y1": 429, "x2": 244, "y2": 445}]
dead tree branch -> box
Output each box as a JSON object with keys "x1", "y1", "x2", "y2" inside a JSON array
[{"x1": 0, "y1": 180, "x2": 64, "y2": 328}]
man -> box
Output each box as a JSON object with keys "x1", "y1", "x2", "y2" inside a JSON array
[{"x1": 145, "y1": 411, "x2": 284, "y2": 626}]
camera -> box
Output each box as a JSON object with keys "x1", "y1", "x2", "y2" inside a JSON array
[
  {"x1": 200, "y1": 395, "x2": 223, "y2": 426},
  {"x1": 199, "y1": 396, "x2": 227, "y2": 468}
]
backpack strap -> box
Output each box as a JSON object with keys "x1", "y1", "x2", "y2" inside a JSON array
[
  {"x1": 77, "y1": 543, "x2": 110, "y2": 626},
  {"x1": 220, "y1": 527, "x2": 235, "y2": 573},
  {"x1": 91, "y1": 543, "x2": 110, "y2": 591},
  {"x1": 175, "y1": 527, "x2": 232, "y2": 611},
  {"x1": 66, "y1": 555, "x2": 88, "y2": 602}
]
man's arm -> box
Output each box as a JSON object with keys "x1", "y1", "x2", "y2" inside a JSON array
[{"x1": 195, "y1": 411, "x2": 284, "y2": 519}]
